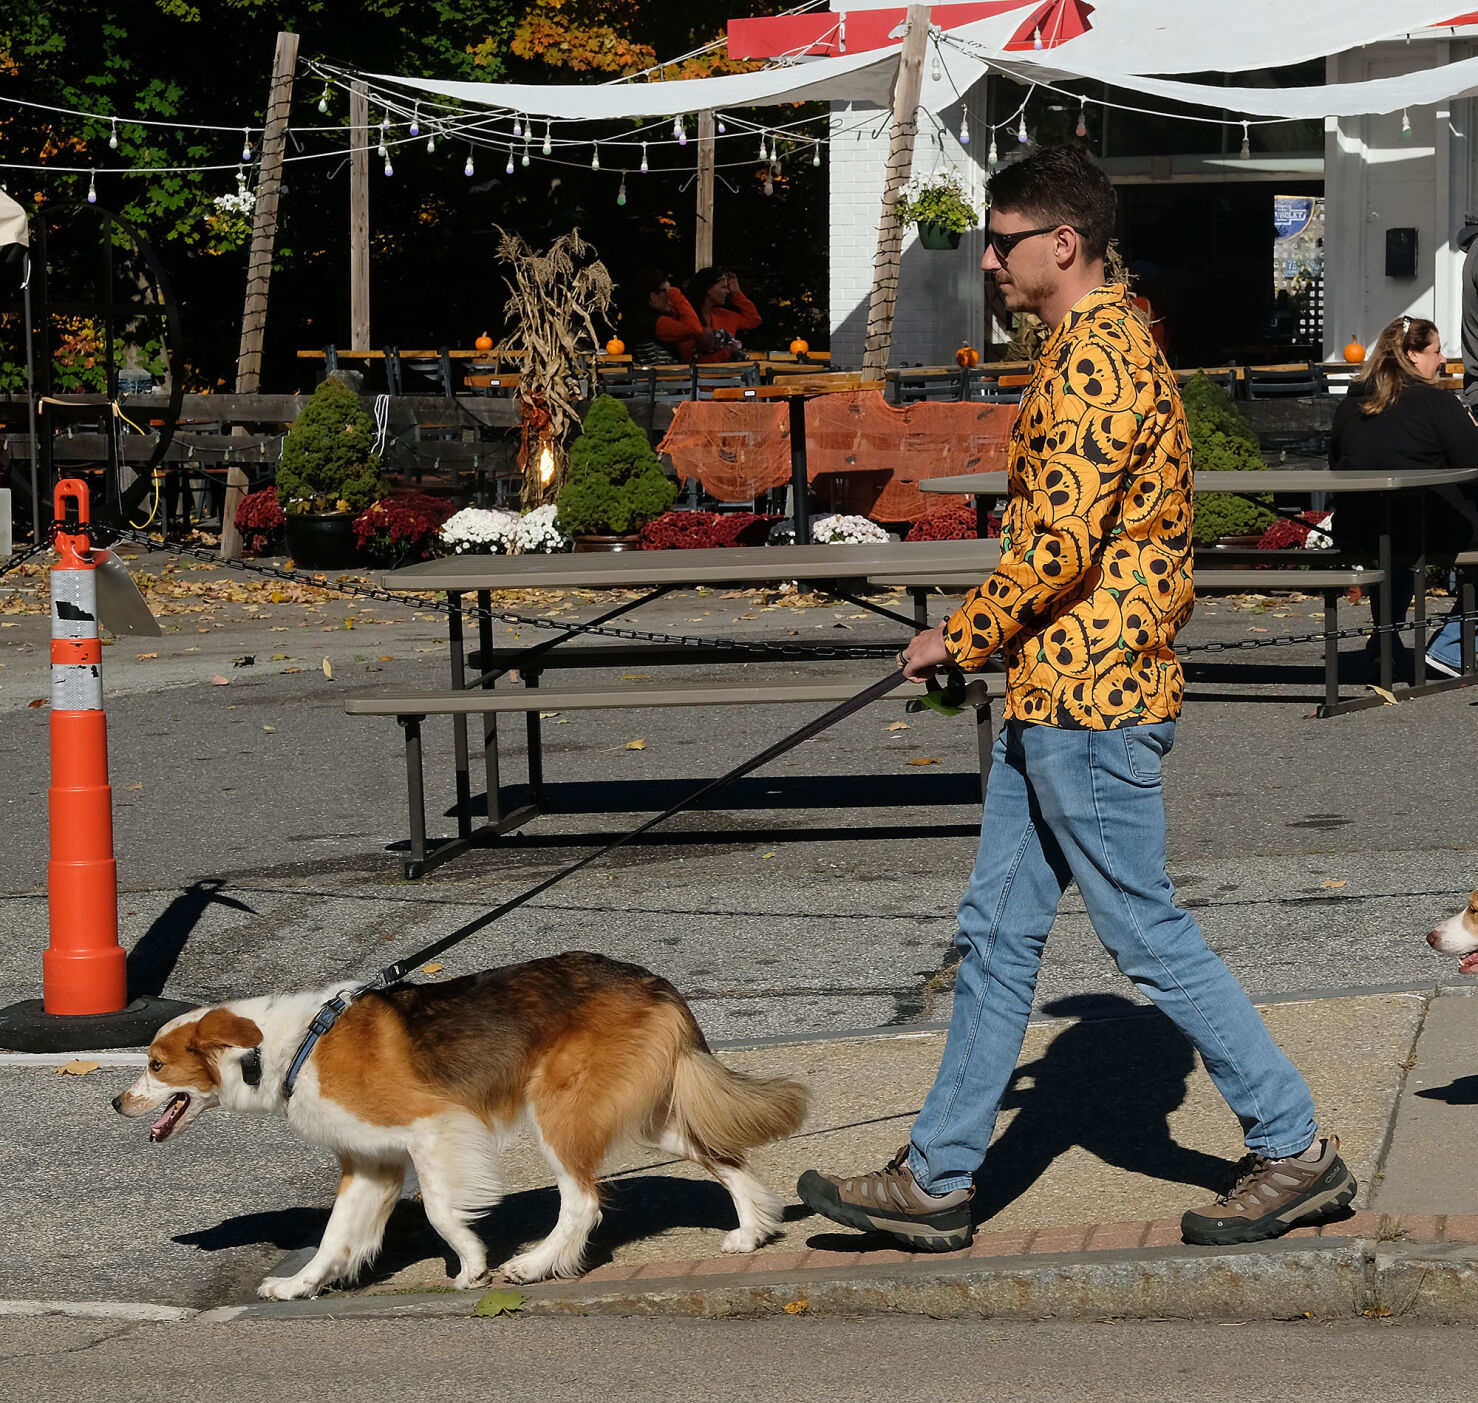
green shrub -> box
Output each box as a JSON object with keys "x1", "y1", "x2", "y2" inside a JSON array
[
  {"x1": 555, "y1": 395, "x2": 678, "y2": 536},
  {"x1": 894, "y1": 174, "x2": 979, "y2": 233},
  {"x1": 275, "y1": 377, "x2": 385, "y2": 514},
  {"x1": 1183, "y1": 372, "x2": 1274, "y2": 546}
]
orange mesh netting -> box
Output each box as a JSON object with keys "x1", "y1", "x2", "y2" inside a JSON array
[
  {"x1": 805, "y1": 392, "x2": 1017, "y2": 522},
  {"x1": 657, "y1": 401, "x2": 791, "y2": 503}
]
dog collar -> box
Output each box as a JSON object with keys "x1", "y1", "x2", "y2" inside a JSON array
[{"x1": 282, "y1": 989, "x2": 361, "y2": 1099}]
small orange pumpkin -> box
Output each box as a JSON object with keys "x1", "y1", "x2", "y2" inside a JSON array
[
  {"x1": 474, "y1": 331, "x2": 494, "y2": 353},
  {"x1": 789, "y1": 337, "x2": 810, "y2": 355},
  {"x1": 956, "y1": 345, "x2": 980, "y2": 368},
  {"x1": 606, "y1": 337, "x2": 626, "y2": 356},
  {"x1": 1343, "y1": 336, "x2": 1366, "y2": 365}
]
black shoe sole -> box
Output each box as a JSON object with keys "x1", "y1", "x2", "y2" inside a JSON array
[
  {"x1": 1180, "y1": 1159, "x2": 1358, "y2": 1247},
  {"x1": 796, "y1": 1170, "x2": 974, "y2": 1252}
]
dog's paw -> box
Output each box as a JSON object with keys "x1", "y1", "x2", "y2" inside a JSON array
[
  {"x1": 499, "y1": 1252, "x2": 554, "y2": 1284},
  {"x1": 721, "y1": 1228, "x2": 767, "y2": 1255},
  {"x1": 452, "y1": 1266, "x2": 495, "y2": 1291},
  {"x1": 256, "y1": 1275, "x2": 318, "y2": 1301}
]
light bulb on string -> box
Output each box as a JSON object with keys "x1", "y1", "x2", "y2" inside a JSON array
[
  {"x1": 377, "y1": 123, "x2": 387, "y2": 159},
  {"x1": 542, "y1": 121, "x2": 552, "y2": 156},
  {"x1": 242, "y1": 128, "x2": 253, "y2": 162},
  {"x1": 87, "y1": 170, "x2": 97, "y2": 204},
  {"x1": 1401, "y1": 110, "x2": 1413, "y2": 140},
  {"x1": 987, "y1": 132, "x2": 999, "y2": 169},
  {"x1": 318, "y1": 84, "x2": 330, "y2": 114},
  {"x1": 506, "y1": 146, "x2": 515, "y2": 175},
  {"x1": 235, "y1": 163, "x2": 246, "y2": 195},
  {"x1": 521, "y1": 136, "x2": 530, "y2": 167},
  {"x1": 763, "y1": 174, "x2": 774, "y2": 196},
  {"x1": 812, "y1": 141, "x2": 822, "y2": 168},
  {"x1": 640, "y1": 142, "x2": 649, "y2": 174},
  {"x1": 512, "y1": 114, "x2": 522, "y2": 139},
  {"x1": 108, "y1": 118, "x2": 118, "y2": 150},
  {"x1": 409, "y1": 104, "x2": 420, "y2": 138},
  {"x1": 384, "y1": 154, "x2": 394, "y2": 177},
  {"x1": 932, "y1": 56, "x2": 942, "y2": 83},
  {"x1": 1033, "y1": 26, "x2": 1043, "y2": 50},
  {"x1": 616, "y1": 174, "x2": 627, "y2": 207},
  {"x1": 1076, "y1": 98, "x2": 1088, "y2": 139},
  {"x1": 1240, "y1": 120, "x2": 1251, "y2": 159},
  {"x1": 673, "y1": 114, "x2": 686, "y2": 145},
  {"x1": 1016, "y1": 111, "x2": 1028, "y2": 144},
  {"x1": 426, "y1": 130, "x2": 436, "y2": 154},
  {"x1": 465, "y1": 148, "x2": 476, "y2": 178},
  {"x1": 717, "y1": 117, "x2": 727, "y2": 134},
  {"x1": 758, "y1": 131, "x2": 769, "y2": 161},
  {"x1": 591, "y1": 143, "x2": 600, "y2": 170},
  {"x1": 960, "y1": 107, "x2": 971, "y2": 146}
]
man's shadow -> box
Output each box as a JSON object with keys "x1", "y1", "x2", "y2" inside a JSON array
[{"x1": 967, "y1": 993, "x2": 1231, "y2": 1222}]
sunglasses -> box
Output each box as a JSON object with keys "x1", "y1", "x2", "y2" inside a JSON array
[{"x1": 988, "y1": 224, "x2": 1073, "y2": 260}]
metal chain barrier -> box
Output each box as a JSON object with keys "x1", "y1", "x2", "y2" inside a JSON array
[{"x1": 15, "y1": 524, "x2": 1478, "y2": 664}]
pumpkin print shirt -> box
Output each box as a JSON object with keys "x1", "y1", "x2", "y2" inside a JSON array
[{"x1": 942, "y1": 282, "x2": 1194, "y2": 729}]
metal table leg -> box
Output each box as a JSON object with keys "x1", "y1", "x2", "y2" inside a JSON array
[
  {"x1": 476, "y1": 589, "x2": 501, "y2": 824},
  {"x1": 788, "y1": 394, "x2": 810, "y2": 545},
  {"x1": 399, "y1": 714, "x2": 428, "y2": 878},
  {"x1": 1323, "y1": 588, "x2": 1339, "y2": 711},
  {"x1": 1378, "y1": 500, "x2": 1393, "y2": 692},
  {"x1": 447, "y1": 591, "x2": 473, "y2": 839},
  {"x1": 1463, "y1": 569, "x2": 1477, "y2": 675}
]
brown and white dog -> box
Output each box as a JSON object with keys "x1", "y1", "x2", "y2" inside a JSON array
[
  {"x1": 1428, "y1": 891, "x2": 1478, "y2": 974},
  {"x1": 113, "y1": 952, "x2": 807, "y2": 1300}
]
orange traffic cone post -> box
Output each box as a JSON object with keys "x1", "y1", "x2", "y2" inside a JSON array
[{"x1": 0, "y1": 481, "x2": 192, "y2": 1051}]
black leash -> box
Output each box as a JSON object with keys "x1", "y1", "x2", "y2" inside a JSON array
[{"x1": 282, "y1": 667, "x2": 909, "y2": 1096}]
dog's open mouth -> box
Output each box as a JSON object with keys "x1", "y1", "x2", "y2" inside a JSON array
[{"x1": 149, "y1": 1093, "x2": 191, "y2": 1143}]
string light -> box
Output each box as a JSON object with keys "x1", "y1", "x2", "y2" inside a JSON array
[
  {"x1": 932, "y1": 56, "x2": 942, "y2": 83},
  {"x1": 987, "y1": 131, "x2": 999, "y2": 169},
  {"x1": 640, "y1": 141, "x2": 649, "y2": 173},
  {"x1": 959, "y1": 106, "x2": 971, "y2": 146},
  {"x1": 377, "y1": 123, "x2": 388, "y2": 159},
  {"x1": 672, "y1": 114, "x2": 685, "y2": 144},
  {"x1": 616, "y1": 173, "x2": 627, "y2": 206},
  {"x1": 235, "y1": 163, "x2": 246, "y2": 194},
  {"x1": 717, "y1": 118, "x2": 727, "y2": 134},
  {"x1": 1033, "y1": 26, "x2": 1043, "y2": 50},
  {"x1": 512, "y1": 114, "x2": 523, "y2": 139},
  {"x1": 1401, "y1": 109, "x2": 1413, "y2": 140},
  {"x1": 87, "y1": 169, "x2": 97, "y2": 204},
  {"x1": 465, "y1": 147, "x2": 475, "y2": 178},
  {"x1": 242, "y1": 128, "x2": 252, "y2": 162},
  {"x1": 384, "y1": 153, "x2": 394, "y2": 177},
  {"x1": 409, "y1": 104, "x2": 420, "y2": 138},
  {"x1": 318, "y1": 85, "x2": 330, "y2": 114},
  {"x1": 591, "y1": 142, "x2": 600, "y2": 170},
  {"x1": 812, "y1": 141, "x2": 822, "y2": 167},
  {"x1": 521, "y1": 135, "x2": 530, "y2": 167},
  {"x1": 758, "y1": 131, "x2": 769, "y2": 161},
  {"x1": 505, "y1": 145, "x2": 515, "y2": 175},
  {"x1": 1076, "y1": 97, "x2": 1088, "y2": 139},
  {"x1": 426, "y1": 130, "x2": 436, "y2": 154},
  {"x1": 108, "y1": 118, "x2": 118, "y2": 150},
  {"x1": 1016, "y1": 111, "x2": 1028, "y2": 144},
  {"x1": 1240, "y1": 120, "x2": 1251, "y2": 159},
  {"x1": 542, "y1": 120, "x2": 552, "y2": 156},
  {"x1": 763, "y1": 172, "x2": 774, "y2": 196}
]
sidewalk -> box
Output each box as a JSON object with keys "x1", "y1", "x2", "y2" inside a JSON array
[{"x1": 215, "y1": 981, "x2": 1478, "y2": 1323}]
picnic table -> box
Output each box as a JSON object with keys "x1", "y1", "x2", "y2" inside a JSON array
[
  {"x1": 917, "y1": 468, "x2": 1478, "y2": 711},
  {"x1": 349, "y1": 539, "x2": 1002, "y2": 875}
]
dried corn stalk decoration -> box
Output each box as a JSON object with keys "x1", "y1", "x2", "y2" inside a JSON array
[{"x1": 492, "y1": 227, "x2": 614, "y2": 507}]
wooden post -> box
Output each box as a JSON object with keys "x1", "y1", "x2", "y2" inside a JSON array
[
  {"x1": 224, "y1": 29, "x2": 298, "y2": 559},
  {"x1": 350, "y1": 80, "x2": 371, "y2": 352},
  {"x1": 696, "y1": 110, "x2": 716, "y2": 272},
  {"x1": 861, "y1": 5, "x2": 929, "y2": 376}
]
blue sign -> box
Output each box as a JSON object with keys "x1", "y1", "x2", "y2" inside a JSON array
[{"x1": 1274, "y1": 196, "x2": 1317, "y2": 240}]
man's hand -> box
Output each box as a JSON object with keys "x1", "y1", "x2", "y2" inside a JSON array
[{"x1": 897, "y1": 625, "x2": 952, "y2": 683}]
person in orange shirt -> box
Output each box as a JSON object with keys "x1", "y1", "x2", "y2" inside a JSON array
[
  {"x1": 622, "y1": 269, "x2": 704, "y2": 364},
  {"x1": 683, "y1": 267, "x2": 762, "y2": 363}
]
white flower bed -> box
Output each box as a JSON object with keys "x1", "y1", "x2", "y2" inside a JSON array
[
  {"x1": 512, "y1": 504, "x2": 571, "y2": 554},
  {"x1": 811, "y1": 513, "x2": 890, "y2": 546},
  {"x1": 1302, "y1": 511, "x2": 1333, "y2": 550},
  {"x1": 439, "y1": 507, "x2": 519, "y2": 554}
]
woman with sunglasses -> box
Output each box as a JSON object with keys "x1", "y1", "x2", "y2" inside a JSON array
[{"x1": 1329, "y1": 315, "x2": 1478, "y2": 678}]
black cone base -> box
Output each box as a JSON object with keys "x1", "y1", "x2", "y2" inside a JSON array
[{"x1": 0, "y1": 997, "x2": 196, "y2": 1052}]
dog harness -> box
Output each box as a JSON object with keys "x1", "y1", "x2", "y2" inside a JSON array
[{"x1": 282, "y1": 987, "x2": 366, "y2": 1099}]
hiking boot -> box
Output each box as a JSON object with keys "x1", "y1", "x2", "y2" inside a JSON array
[
  {"x1": 797, "y1": 1145, "x2": 974, "y2": 1252},
  {"x1": 1181, "y1": 1135, "x2": 1357, "y2": 1247}
]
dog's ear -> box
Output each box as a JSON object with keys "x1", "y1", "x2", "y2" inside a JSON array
[
  {"x1": 1469, "y1": 890, "x2": 1478, "y2": 914},
  {"x1": 192, "y1": 1008, "x2": 263, "y2": 1055}
]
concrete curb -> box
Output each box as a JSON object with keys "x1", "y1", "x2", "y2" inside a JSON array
[{"x1": 215, "y1": 1237, "x2": 1478, "y2": 1325}]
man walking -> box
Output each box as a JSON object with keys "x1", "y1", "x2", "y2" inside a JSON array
[{"x1": 798, "y1": 146, "x2": 1355, "y2": 1251}]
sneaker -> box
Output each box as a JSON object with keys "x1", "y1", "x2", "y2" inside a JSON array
[
  {"x1": 797, "y1": 1145, "x2": 974, "y2": 1252},
  {"x1": 1425, "y1": 618, "x2": 1464, "y2": 678},
  {"x1": 1181, "y1": 1135, "x2": 1357, "y2": 1247}
]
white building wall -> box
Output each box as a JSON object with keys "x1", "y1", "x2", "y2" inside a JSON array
[
  {"x1": 1325, "y1": 39, "x2": 1475, "y2": 359},
  {"x1": 829, "y1": 80, "x2": 991, "y2": 367}
]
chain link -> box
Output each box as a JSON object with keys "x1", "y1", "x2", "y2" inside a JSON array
[{"x1": 22, "y1": 525, "x2": 1477, "y2": 664}]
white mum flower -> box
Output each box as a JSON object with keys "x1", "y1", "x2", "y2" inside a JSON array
[
  {"x1": 439, "y1": 506, "x2": 519, "y2": 554},
  {"x1": 512, "y1": 504, "x2": 571, "y2": 555},
  {"x1": 811, "y1": 513, "x2": 889, "y2": 545}
]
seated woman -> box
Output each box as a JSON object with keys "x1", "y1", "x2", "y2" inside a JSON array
[
  {"x1": 1330, "y1": 315, "x2": 1478, "y2": 678},
  {"x1": 623, "y1": 268, "x2": 704, "y2": 365},
  {"x1": 681, "y1": 268, "x2": 762, "y2": 364}
]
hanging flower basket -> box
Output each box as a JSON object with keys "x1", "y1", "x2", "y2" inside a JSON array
[{"x1": 916, "y1": 222, "x2": 963, "y2": 251}]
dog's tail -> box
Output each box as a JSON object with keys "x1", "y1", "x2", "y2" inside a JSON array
[{"x1": 668, "y1": 1041, "x2": 808, "y2": 1163}]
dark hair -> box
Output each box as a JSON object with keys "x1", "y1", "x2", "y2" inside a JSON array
[
  {"x1": 987, "y1": 145, "x2": 1116, "y2": 262},
  {"x1": 688, "y1": 266, "x2": 727, "y2": 309},
  {"x1": 1356, "y1": 315, "x2": 1441, "y2": 416},
  {"x1": 623, "y1": 267, "x2": 672, "y2": 336}
]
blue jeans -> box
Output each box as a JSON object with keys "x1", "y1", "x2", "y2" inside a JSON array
[{"x1": 909, "y1": 720, "x2": 1317, "y2": 1195}]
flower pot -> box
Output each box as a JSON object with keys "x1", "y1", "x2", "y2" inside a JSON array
[
  {"x1": 572, "y1": 533, "x2": 643, "y2": 553},
  {"x1": 916, "y1": 222, "x2": 963, "y2": 251},
  {"x1": 285, "y1": 513, "x2": 361, "y2": 570}
]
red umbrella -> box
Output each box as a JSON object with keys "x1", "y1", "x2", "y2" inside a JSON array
[{"x1": 1003, "y1": 0, "x2": 1095, "y2": 51}]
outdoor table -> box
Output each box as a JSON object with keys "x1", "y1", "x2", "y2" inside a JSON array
[
  {"x1": 922, "y1": 468, "x2": 1478, "y2": 695},
  {"x1": 371, "y1": 539, "x2": 1002, "y2": 865}
]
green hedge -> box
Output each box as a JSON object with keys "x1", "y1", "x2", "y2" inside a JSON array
[
  {"x1": 1182, "y1": 373, "x2": 1274, "y2": 546},
  {"x1": 555, "y1": 395, "x2": 678, "y2": 537}
]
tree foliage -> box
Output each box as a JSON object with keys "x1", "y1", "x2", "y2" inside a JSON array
[
  {"x1": 275, "y1": 375, "x2": 385, "y2": 512},
  {"x1": 1182, "y1": 372, "x2": 1274, "y2": 545},
  {"x1": 555, "y1": 393, "x2": 676, "y2": 535}
]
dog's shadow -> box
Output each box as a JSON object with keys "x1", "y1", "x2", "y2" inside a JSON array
[{"x1": 177, "y1": 1173, "x2": 790, "y2": 1290}]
